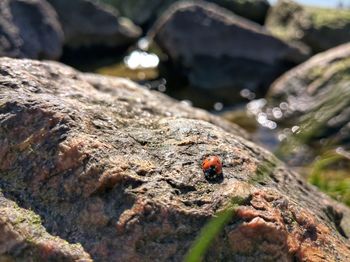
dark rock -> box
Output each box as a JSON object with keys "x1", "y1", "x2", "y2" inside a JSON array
[
  {"x1": 266, "y1": 0, "x2": 350, "y2": 54},
  {"x1": 101, "y1": 0, "x2": 270, "y2": 26},
  {"x1": 265, "y1": 43, "x2": 350, "y2": 151},
  {"x1": 0, "y1": 57, "x2": 350, "y2": 260},
  {"x1": 0, "y1": 0, "x2": 63, "y2": 59},
  {"x1": 47, "y1": 0, "x2": 141, "y2": 49},
  {"x1": 150, "y1": 1, "x2": 308, "y2": 105},
  {"x1": 209, "y1": 0, "x2": 270, "y2": 25}
]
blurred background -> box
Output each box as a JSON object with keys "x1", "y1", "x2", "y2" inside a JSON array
[
  {"x1": 1, "y1": 0, "x2": 350, "y2": 205},
  {"x1": 270, "y1": 0, "x2": 350, "y2": 7}
]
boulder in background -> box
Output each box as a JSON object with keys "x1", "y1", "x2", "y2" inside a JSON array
[
  {"x1": 0, "y1": 0, "x2": 63, "y2": 59},
  {"x1": 100, "y1": 0, "x2": 270, "y2": 27},
  {"x1": 47, "y1": 0, "x2": 141, "y2": 49},
  {"x1": 265, "y1": 43, "x2": 350, "y2": 151},
  {"x1": 150, "y1": 1, "x2": 308, "y2": 106}
]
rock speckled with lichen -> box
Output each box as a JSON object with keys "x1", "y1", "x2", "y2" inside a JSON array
[
  {"x1": 265, "y1": 43, "x2": 350, "y2": 151},
  {"x1": 1, "y1": 58, "x2": 350, "y2": 261}
]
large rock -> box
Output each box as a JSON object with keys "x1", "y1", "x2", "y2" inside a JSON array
[
  {"x1": 101, "y1": 0, "x2": 270, "y2": 27},
  {"x1": 0, "y1": 0, "x2": 63, "y2": 59},
  {"x1": 47, "y1": 0, "x2": 141, "y2": 49},
  {"x1": 265, "y1": 43, "x2": 350, "y2": 151},
  {"x1": 1, "y1": 57, "x2": 350, "y2": 260},
  {"x1": 266, "y1": 0, "x2": 350, "y2": 54},
  {"x1": 150, "y1": 1, "x2": 307, "y2": 106}
]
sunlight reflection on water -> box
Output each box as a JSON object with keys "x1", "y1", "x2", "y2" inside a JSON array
[
  {"x1": 247, "y1": 99, "x2": 278, "y2": 130},
  {"x1": 124, "y1": 50, "x2": 159, "y2": 69},
  {"x1": 124, "y1": 37, "x2": 159, "y2": 70}
]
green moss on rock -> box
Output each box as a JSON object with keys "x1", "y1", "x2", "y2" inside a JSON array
[{"x1": 266, "y1": 0, "x2": 350, "y2": 53}]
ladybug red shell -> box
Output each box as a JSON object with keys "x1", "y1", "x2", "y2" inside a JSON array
[{"x1": 202, "y1": 156, "x2": 223, "y2": 180}]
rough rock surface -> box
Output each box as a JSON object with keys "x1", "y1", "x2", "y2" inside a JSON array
[
  {"x1": 47, "y1": 0, "x2": 141, "y2": 48},
  {"x1": 150, "y1": 1, "x2": 307, "y2": 105},
  {"x1": 266, "y1": 0, "x2": 350, "y2": 54},
  {"x1": 0, "y1": 0, "x2": 63, "y2": 59},
  {"x1": 101, "y1": 0, "x2": 270, "y2": 26},
  {"x1": 0, "y1": 192, "x2": 92, "y2": 261},
  {"x1": 1, "y1": 57, "x2": 350, "y2": 261},
  {"x1": 265, "y1": 43, "x2": 350, "y2": 151}
]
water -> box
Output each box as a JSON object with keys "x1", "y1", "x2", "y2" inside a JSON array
[{"x1": 124, "y1": 51, "x2": 159, "y2": 70}]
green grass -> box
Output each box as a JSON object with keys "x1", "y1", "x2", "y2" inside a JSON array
[
  {"x1": 184, "y1": 208, "x2": 235, "y2": 262},
  {"x1": 308, "y1": 152, "x2": 350, "y2": 206},
  {"x1": 307, "y1": 7, "x2": 350, "y2": 28}
]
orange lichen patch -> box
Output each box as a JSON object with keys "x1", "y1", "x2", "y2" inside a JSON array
[
  {"x1": 228, "y1": 216, "x2": 289, "y2": 256},
  {"x1": 117, "y1": 197, "x2": 175, "y2": 234},
  {"x1": 292, "y1": 209, "x2": 317, "y2": 229},
  {"x1": 37, "y1": 240, "x2": 56, "y2": 259},
  {"x1": 294, "y1": 244, "x2": 328, "y2": 261},
  {"x1": 230, "y1": 190, "x2": 350, "y2": 261},
  {"x1": 55, "y1": 136, "x2": 90, "y2": 172},
  {"x1": 227, "y1": 230, "x2": 254, "y2": 253},
  {"x1": 236, "y1": 207, "x2": 260, "y2": 221},
  {"x1": 287, "y1": 211, "x2": 350, "y2": 261}
]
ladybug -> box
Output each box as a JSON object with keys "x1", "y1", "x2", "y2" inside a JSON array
[{"x1": 202, "y1": 156, "x2": 223, "y2": 181}]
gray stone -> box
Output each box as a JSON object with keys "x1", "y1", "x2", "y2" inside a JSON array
[
  {"x1": 101, "y1": 0, "x2": 270, "y2": 26},
  {"x1": 150, "y1": 1, "x2": 308, "y2": 105},
  {"x1": 0, "y1": 0, "x2": 63, "y2": 59},
  {"x1": 47, "y1": 0, "x2": 142, "y2": 48}
]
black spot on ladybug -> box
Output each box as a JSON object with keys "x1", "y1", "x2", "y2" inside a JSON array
[{"x1": 202, "y1": 156, "x2": 223, "y2": 182}]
